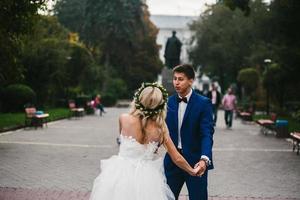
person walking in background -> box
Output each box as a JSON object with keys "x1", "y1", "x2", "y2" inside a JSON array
[
  {"x1": 207, "y1": 83, "x2": 222, "y2": 126},
  {"x1": 164, "y1": 64, "x2": 214, "y2": 200},
  {"x1": 222, "y1": 88, "x2": 237, "y2": 128},
  {"x1": 94, "y1": 94, "x2": 106, "y2": 116}
]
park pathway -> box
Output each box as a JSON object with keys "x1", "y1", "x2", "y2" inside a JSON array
[{"x1": 0, "y1": 108, "x2": 299, "y2": 200}]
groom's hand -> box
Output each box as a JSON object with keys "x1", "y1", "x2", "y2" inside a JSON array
[{"x1": 194, "y1": 160, "x2": 207, "y2": 177}]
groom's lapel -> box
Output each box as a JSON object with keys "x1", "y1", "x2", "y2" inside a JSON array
[
  {"x1": 182, "y1": 91, "x2": 195, "y2": 125},
  {"x1": 173, "y1": 96, "x2": 179, "y2": 132}
]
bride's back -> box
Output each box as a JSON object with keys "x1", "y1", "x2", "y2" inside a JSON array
[{"x1": 119, "y1": 113, "x2": 161, "y2": 144}]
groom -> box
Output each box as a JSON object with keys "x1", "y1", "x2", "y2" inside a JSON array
[{"x1": 164, "y1": 64, "x2": 214, "y2": 200}]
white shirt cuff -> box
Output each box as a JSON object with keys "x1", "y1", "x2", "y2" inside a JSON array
[{"x1": 201, "y1": 155, "x2": 211, "y2": 166}]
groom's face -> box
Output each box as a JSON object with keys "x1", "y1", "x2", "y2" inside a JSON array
[{"x1": 173, "y1": 72, "x2": 194, "y2": 97}]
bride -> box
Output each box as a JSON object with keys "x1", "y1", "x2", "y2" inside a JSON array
[{"x1": 89, "y1": 82, "x2": 201, "y2": 200}]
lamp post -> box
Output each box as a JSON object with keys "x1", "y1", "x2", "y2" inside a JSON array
[{"x1": 264, "y1": 59, "x2": 271, "y2": 115}]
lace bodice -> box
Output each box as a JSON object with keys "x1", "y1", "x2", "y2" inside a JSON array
[{"x1": 118, "y1": 134, "x2": 160, "y2": 161}]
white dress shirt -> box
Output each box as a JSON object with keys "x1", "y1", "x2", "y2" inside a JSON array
[
  {"x1": 177, "y1": 88, "x2": 211, "y2": 165},
  {"x1": 177, "y1": 88, "x2": 193, "y2": 149}
]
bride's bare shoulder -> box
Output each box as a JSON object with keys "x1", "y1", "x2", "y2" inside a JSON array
[
  {"x1": 119, "y1": 113, "x2": 129, "y2": 119},
  {"x1": 119, "y1": 113, "x2": 138, "y2": 122}
]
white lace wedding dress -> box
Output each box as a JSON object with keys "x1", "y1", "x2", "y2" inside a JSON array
[{"x1": 89, "y1": 134, "x2": 175, "y2": 200}]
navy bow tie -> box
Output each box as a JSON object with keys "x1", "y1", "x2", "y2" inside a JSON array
[{"x1": 177, "y1": 96, "x2": 188, "y2": 103}]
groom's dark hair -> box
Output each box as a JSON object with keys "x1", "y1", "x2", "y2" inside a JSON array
[{"x1": 173, "y1": 64, "x2": 195, "y2": 80}]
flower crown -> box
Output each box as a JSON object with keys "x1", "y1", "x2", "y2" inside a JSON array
[{"x1": 134, "y1": 82, "x2": 168, "y2": 117}]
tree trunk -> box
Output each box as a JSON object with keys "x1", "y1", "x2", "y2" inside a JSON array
[{"x1": 102, "y1": 52, "x2": 110, "y2": 92}]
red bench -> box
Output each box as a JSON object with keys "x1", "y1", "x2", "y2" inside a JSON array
[
  {"x1": 256, "y1": 113, "x2": 277, "y2": 135},
  {"x1": 236, "y1": 107, "x2": 254, "y2": 121},
  {"x1": 25, "y1": 107, "x2": 49, "y2": 128},
  {"x1": 239, "y1": 112, "x2": 253, "y2": 121},
  {"x1": 290, "y1": 132, "x2": 300, "y2": 155},
  {"x1": 68, "y1": 101, "x2": 85, "y2": 118}
]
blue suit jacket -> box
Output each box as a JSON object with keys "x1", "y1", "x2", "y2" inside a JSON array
[{"x1": 164, "y1": 91, "x2": 214, "y2": 170}]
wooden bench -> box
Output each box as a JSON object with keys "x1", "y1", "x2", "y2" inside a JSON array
[
  {"x1": 236, "y1": 107, "x2": 254, "y2": 121},
  {"x1": 239, "y1": 112, "x2": 253, "y2": 121},
  {"x1": 256, "y1": 113, "x2": 277, "y2": 135},
  {"x1": 68, "y1": 101, "x2": 85, "y2": 118},
  {"x1": 290, "y1": 132, "x2": 300, "y2": 155},
  {"x1": 25, "y1": 107, "x2": 49, "y2": 128}
]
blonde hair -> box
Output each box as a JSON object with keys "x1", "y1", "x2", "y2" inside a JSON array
[{"x1": 130, "y1": 86, "x2": 168, "y2": 144}]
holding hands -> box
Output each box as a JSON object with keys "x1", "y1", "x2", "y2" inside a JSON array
[{"x1": 191, "y1": 160, "x2": 207, "y2": 177}]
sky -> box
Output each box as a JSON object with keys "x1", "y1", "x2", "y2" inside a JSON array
[
  {"x1": 146, "y1": 0, "x2": 217, "y2": 16},
  {"x1": 47, "y1": 0, "x2": 271, "y2": 17},
  {"x1": 46, "y1": 0, "x2": 217, "y2": 16}
]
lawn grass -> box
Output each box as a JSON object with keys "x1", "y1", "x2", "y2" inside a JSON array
[
  {"x1": 253, "y1": 113, "x2": 300, "y2": 133},
  {"x1": 0, "y1": 108, "x2": 70, "y2": 132},
  {"x1": 0, "y1": 113, "x2": 25, "y2": 130}
]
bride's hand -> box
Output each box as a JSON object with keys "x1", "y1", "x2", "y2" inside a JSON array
[
  {"x1": 190, "y1": 164, "x2": 201, "y2": 176},
  {"x1": 193, "y1": 160, "x2": 207, "y2": 177}
]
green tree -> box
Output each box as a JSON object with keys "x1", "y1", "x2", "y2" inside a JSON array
[
  {"x1": 263, "y1": 64, "x2": 286, "y2": 108},
  {"x1": 66, "y1": 44, "x2": 103, "y2": 95},
  {"x1": 23, "y1": 38, "x2": 70, "y2": 106},
  {"x1": 22, "y1": 16, "x2": 102, "y2": 106},
  {"x1": 267, "y1": 0, "x2": 300, "y2": 101},
  {"x1": 237, "y1": 68, "x2": 259, "y2": 100},
  {"x1": 189, "y1": 4, "x2": 252, "y2": 89},
  {"x1": 222, "y1": 0, "x2": 251, "y2": 15},
  {"x1": 83, "y1": 0, "x2": 162, "y2": 92},
  {"x1": 0, "y1": 0, "x2": 47, "y2": 87},
  {"x1": 189, "y1": 1, "x2": 269, "y2": 91},
  {"x1": 54, "y1": 0, "x2": 87, "y2": 34},
  {"x1": 54, "y1": 0, "x2": 162, "y2": 94}
]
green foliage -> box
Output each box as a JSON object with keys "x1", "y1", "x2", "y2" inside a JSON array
[
  {"x1": 223, "y1": 0, "x2": 250, "y2": 15},
  {"x1": 189, "y1": 4, "x2": 255, "y2": 89},
  {"x1": 65, "y1": 44, "x2": 104, "y2": 94},
  {"x1": 80, "y1": 63, "x2": 104, "y2": 94},
  {"x1": 54, "y1": 0, "x2": 162, "y2": 93},
  {"x1": 105, "y1": 78, "x2": 128, "y2": 99},
  {"x1": 237, "y1": 68, "x2": 259, "y2": 99},
  {"x1": 47, "y1": 108, "x2": 71, "y2": 121},
  {"x1": 0, "y1": 0, "x2": 46, "y2": 36},
  {"x1": 30, "y1": 15, "x2": 70, "y2": 41},
  {"x1": 0, "y1": 112, "x2": 25, "y2": 131},
  {"x1": 267, "y1": 0, "x2": 300, "y2": 101},
  {"x1": 0, "y1": 0, "x2": 47, "y2": 86},
  {"x1": 82, "y1": 0, "x2": 162, "y2": 92},
  {"x1": 1, "y1": 84, "x2": 36, "y2": 112},
  {"x1": 292, "y1": 109, "x2": 300, "y2": 123},
  {"x1": 263, "y1": 63, "x2": 286, "y2": 107},
  {"x1": 83, "y1": 0, "x2": 142, "y2": 50},
  {"x1": 54, "y1": 0, "x2": 87, "y2": 34},
  {"x1": 98, "y1": 77, "x2": 128, "y2": 106},
  {"x1": 21, "y1": 16, "x2": 102, "y2": 107},
  {"x1": 75, "y1": 95, "x2": 92, "y2": 107},
  {"x1": 23, "y1": 38, "x2": 70, "y2": 106},
  {"x1": 101, "y1": 93, "x2": 117, "y2": 107}
]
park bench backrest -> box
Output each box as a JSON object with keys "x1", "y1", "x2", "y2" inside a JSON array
[
  {"x1": 25, "y1": 107, "x2": 36, "y2": 118},
  {"x1": 69, "y1": 102, "x2": 76, "y2": 109},
  {"x1": 270, "y1": 113, "x2": 277, "y2": 121}
]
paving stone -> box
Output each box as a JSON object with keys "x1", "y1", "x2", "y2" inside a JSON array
[{"x1": 0, "y1": 108, "x2": 299, "y2": 199}]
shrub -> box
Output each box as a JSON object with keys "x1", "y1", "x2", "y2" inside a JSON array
[
  {"x1": 75, "y1": 94, "x2": 92, "y2": 107},
  {"x1": 292, "y1": 109, "x2": 300, "y2": 123},
  {"x1": 101, "y1": 93, "x2": 117, "y2": 107},
  {"x1": 2, "y1": 84, "x2": 36, "y2": 112},
  {"x1": 106, "y1": 78, "x2": 127, "y2": 99},
  {"x1": 237, "y1": 68, "x2": 259, "y2": 99}
]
